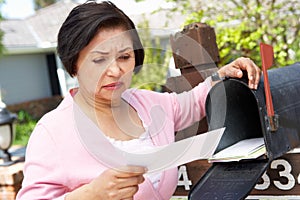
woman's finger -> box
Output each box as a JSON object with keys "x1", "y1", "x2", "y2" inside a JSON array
[
  {"x1": 116, "y1": 175, "x2": 145, "y2": 189},
  {"x1": 233, "y1": 57, "x2": 261, "y2": 89},
  {"x1": 114, "y1": 166, "x2": 147, "y2": 177},
  {"x1": 115, "y1": 185, "x2": 139, "y2": 199}
]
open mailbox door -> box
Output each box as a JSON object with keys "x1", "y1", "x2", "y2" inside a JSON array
[{"x1": 189, "y1": 45, "x2": 300, "y2": 199}]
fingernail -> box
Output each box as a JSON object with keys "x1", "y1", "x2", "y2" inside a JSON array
[{"x1": 237, "y1": 71, "x2": 243, "y2": 77}]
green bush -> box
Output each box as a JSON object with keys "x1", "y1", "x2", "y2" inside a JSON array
[
  {"x1": 181, "y1": 0, "x2": 300, "y2": 68},
  {"x1": 131, "y1": 17, "x2": 171, "y2": 91},
  {"x1": 14, "y1": 110, "x2": 37, "y2": 146}
]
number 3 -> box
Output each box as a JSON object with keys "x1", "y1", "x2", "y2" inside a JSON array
[
  {"x1": 255, "y1": 171, "x2": 270, "y2": 190},
  {"x1": 271, "y1": 159, "x2": 295, "y2": 190},
  {"x1": 255, "y1": 159, "x2": 295, "y2": 191}
]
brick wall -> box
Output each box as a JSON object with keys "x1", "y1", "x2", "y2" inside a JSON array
[{"x1": 7, "y1": 95, "x2": 63, "y2": 120}]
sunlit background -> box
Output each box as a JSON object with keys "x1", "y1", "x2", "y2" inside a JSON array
[{"x1": 0, "y1": 0, "x2": 173, "y2": 19}]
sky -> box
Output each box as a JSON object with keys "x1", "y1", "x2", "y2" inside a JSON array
[
  {"x1": 1, "y1": 0, "x2": 35, "y2": 19},
  {"x1": 0, "y1": 0, "x2": 171, "y2": 19}
]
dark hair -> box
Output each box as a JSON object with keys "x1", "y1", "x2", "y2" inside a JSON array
[{"x1": 57, "y1": 1, "x2": 144, "y2": 77}]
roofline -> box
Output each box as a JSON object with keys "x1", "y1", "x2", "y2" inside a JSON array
[{"x1": 3, "y1": 45, "x2": 57, "y2": 55}]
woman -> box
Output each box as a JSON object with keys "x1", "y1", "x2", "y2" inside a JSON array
[{"x1": 16, "y1": 1, "x2": 261, "y2": 200}]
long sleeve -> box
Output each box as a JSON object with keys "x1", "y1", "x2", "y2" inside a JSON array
[
  {"x1": 172, "y1": 76, "x2": 212, "y2": 131},
  {"x1": 16, "y1": 124, "x2": 69, "y2": 200}
]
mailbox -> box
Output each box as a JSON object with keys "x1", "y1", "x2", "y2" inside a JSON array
[{"x1": 189, "y1": 62, "x2": 300, "y2": 199}]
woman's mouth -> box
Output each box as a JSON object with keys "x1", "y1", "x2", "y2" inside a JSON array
[{"x1": 102, "y1": 82, "x2": 124, "y2": 90}]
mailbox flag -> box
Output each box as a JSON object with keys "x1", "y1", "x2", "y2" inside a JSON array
[
  {"x1": 260, "y1": 43, "x2": 274, "y2": 69},
  {"x1": 260, "y1": 43, "x2": 275, "y2": 117}
]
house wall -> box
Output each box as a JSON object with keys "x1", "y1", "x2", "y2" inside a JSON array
[{"x1": 0, "y1": 53, "x2": 52, "y2": 105}]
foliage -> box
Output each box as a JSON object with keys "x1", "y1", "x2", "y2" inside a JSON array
[
  {"x1": 149, "y1": 0, "x2": 300, "y2": 68},
  {"x1": 14, "y1": 110, "x2": 37, "y2": 146},
  {"x1": 34, "y1": 0, "x2": 56, "y2": 10},
  {"x1": 0, "y1": 27, "x2": 3, "y2": 56},
  {"x1": 131, "y1": 16, "x2": 172, "y2": 91}
]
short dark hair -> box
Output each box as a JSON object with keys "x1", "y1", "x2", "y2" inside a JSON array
[{"x1": 57, "y1": 1, "x2": 144, "y2": 77}]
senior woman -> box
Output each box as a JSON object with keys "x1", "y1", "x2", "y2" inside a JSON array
[{"x1": 16, "y1": 1, "x2": 261, "y2": 200}]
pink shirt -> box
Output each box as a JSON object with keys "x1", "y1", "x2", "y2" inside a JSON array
[{"x1": 16, "y1": 78, "x2": 211, "y2": 200}]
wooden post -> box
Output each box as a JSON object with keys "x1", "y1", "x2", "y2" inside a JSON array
[
  {"x1": 167, "y1": 22, "x2": 219, "y2": 92},
  {"x1": 0, "y1": 162, "x2": 24, "y2": 199},
  {"x1": 166, "y1": 22, "x2": 219, "y2": 141}
]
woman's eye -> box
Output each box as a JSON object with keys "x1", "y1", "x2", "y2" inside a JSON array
[
  {"x1": 118, "y1": 55, "x2": 130, "y2": 61},
  {"x1": 92, "y1": 58, "x2": 105, "y2": 64}
]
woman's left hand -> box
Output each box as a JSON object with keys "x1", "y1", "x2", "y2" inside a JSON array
[{"x1": 217, "y1": 57, "x2": 261, "y2": 89}]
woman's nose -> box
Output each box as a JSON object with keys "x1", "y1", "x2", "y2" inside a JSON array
[{"x1": 106, "y1": 59, "x2": 121, "y2": 76}]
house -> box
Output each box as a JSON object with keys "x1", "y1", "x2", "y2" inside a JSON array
[
  {"x1": 0, "y1": 0, "x2": 184, "y2": 106},
  {"x1": 0, "y1": 1, "x2": 79, "y2": 105}
]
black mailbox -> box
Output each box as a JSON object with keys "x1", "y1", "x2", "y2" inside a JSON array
[{"x1": 189, "y1": 62, "x2": 300, "y2": 200}]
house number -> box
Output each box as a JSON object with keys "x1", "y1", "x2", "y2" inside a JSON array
[
  {"x1": 177, "y1": 165, "x2": 192, "y2": 190},
  {"x1": 178, "y1": 158, "x2": 299, "y2": 191},
  {"x1": 255, "y1": 159, "x2": 296, "y2": 191}
]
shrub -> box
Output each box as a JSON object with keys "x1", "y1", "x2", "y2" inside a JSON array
[{"x1": 14, "y1": 110, "x2": 37, "y2": 146}]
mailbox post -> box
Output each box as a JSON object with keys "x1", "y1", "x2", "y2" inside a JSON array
[{"x1": 166, "y1": 22, "x2": 219, "y2": 141}]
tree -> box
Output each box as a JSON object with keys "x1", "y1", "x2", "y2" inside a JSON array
[
  {"x1": 131, "y1": 16, "x2": 171, "y2": 91},
  {"x1": 155, "y1": 0, "x2": 300, "y2": 68},
  {"x1": 34, "y1": 0, "x2": 57, "y2": 10}
]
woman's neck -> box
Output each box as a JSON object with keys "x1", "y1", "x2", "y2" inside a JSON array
[
  {"x1": 74, "y1": 90, "x2": 120, "y2": 117},
  {"x1": 73, "y1": 90, "x2": 145, "y2": 140}
]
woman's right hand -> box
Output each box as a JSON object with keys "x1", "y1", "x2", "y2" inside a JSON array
[{"x1": 66, "y1": 166, "x2": 147, "y2": 200}]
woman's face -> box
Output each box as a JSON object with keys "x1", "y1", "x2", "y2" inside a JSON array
[{"x1": 76, "y1": 27, "x2": 135, "y2": 106}]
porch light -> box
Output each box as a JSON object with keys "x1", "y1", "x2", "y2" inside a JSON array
[{"x1": 0, "y1": 89, "x2": 17, "y2": 166}]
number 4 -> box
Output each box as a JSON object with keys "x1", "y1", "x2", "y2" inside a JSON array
[{"x1": 177, "y1": 165, "x2": 192, "y2": 190}]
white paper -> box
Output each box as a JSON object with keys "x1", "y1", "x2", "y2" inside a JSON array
[
  {"x1": 210, "y1": 137, "x2": 265, "y2": 162},
  {"x1": 73, "y1": 103, "x2": 225, "y2": 173}
]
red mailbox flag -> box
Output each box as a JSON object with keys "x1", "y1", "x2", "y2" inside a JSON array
[{"x1": 260, "y1": 43, "x2": 276, "y2": 129}]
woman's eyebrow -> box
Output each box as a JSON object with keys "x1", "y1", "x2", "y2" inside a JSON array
[
  {"x1": 91, "y1": 46, "x2": 133, "y2": 55},
  {"x1": 118, "y1": 46, "x2": 133, "y2": 53},
  {"x1": 90, "y1": 50, "x2": 109, "y2": 55}
]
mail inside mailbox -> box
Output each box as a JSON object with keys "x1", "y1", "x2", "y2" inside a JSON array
[
  {"x1": 205, "y1": 78, "x2": 264, "y2": 154},
  {"x1": 205, "y1": 62, "x2": 300, "y2": 160}
]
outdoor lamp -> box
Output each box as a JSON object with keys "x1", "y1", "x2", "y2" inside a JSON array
[{"x1": 0, "y1": 95, "x2": 17, "y2": 166}]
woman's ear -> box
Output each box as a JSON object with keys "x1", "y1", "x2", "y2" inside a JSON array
[{"x1": 72, "y1": 65, "x2": 78, "y2": 77}]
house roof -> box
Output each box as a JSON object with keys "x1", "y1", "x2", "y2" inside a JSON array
[
  {"x1": 0, "y1": 1, "x2": 184, "y2": 55},
  {"x1": 1, "y1": 1, "x2": 79, "y2": 55}
]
